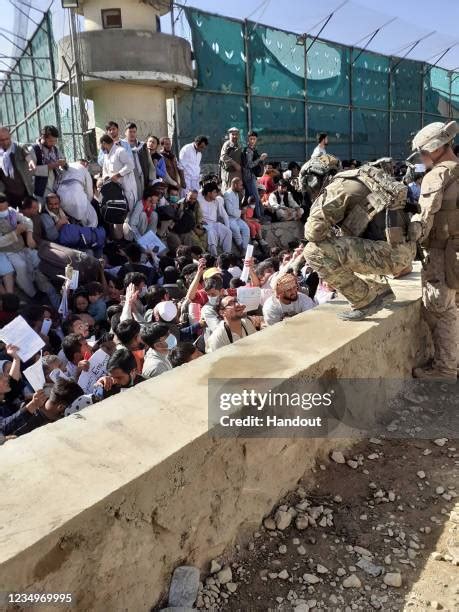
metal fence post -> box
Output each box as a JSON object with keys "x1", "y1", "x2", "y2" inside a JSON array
[{"x1": 244, "y1": 19, "x2": 252, "y2": 134}]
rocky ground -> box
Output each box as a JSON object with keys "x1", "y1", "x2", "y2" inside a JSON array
[{"x1": 193, "y1": 383, "x2": 459, "y2": 612}]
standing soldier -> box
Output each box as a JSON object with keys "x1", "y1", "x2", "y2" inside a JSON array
[
  {"x1": 303, "y1": 159, "x2": 416, "y2": 320},
  {"x1": 409, "y1": 121, "x2": 459, "y2": 381},
  {"x1": 219, "y1": 127, "x2": 242, "y2": 192}
]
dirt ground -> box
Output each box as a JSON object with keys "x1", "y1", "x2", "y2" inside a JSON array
[{"x1": 196, "y1": 383, "x2": 459, "y2": 612}]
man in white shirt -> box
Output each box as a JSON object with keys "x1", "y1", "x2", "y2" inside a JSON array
[
  {"x1": 268, "y1": 180, "x2": 302, "y2": 221},
  {"x1": 198, "y1": 181, "x2": 232, "y2": 256},
  {"x1": 100, "y1": 134, "x2": 137, "y2": 210},
  {"x1": 207, "y1": 294, "x2": 257, "y2": 352},
  {"x1": 263, "y1": 272, "x2": 315, "y2": 325},
  {"x1": 223, "y1": 177, "x2": 250, "y2": 253},
  {"x1": 311, "y1": 132, "x2": 328, "y2": 158},
  {"x1": 121, "y1": 122, "x2": 144, "y2": 200},
  {"x1": 57, "y1": 159, "x2": 98, "y2": 227},
  {"x1": 179, "y1": 135, "x2": 209, "y2": 191}
]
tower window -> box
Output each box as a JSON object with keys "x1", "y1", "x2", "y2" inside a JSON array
[{"x1": 101, "y1": 8, "x2": 122, "y2": 29}]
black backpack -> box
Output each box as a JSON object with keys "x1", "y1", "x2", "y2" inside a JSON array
[{"x1": 100, "y1": 180, "x2": 129, "y2": 224}]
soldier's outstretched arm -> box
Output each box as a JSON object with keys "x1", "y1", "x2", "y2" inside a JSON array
[{"x1": 410, "y1": 165, "x2": 449, "y2": 242}]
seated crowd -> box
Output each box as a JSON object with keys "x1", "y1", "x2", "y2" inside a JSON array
[{"x1": 0, "y1": 122, "x2": 337, "y2": 442}]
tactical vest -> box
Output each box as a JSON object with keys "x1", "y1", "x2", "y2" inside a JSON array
[
  {"x1": 339, "y1": 167, "x2": 408, "y2": 243},
  {"x1": 426, "y1": 161, "x2": 459, "y2": 290},
  {"x1": 425, "y1": 161, "x2": 459, "y2": 249}
]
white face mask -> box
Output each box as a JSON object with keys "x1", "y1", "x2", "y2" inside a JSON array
[
  {"x1": 208, "y1": 295, "x2": 218, "y2": 306},
  {"x1": 0, "y1": 209, "x2": 9, "y2": 218},
  {"x1": 139, "y1": 286, "x2": 148, "y2": 297},
  {"x1": 249, "y1": 204, "x2": 256, "y2": 209},
  {"x1": 166, "y1": 334, "x2": 177, "y2": 350}
]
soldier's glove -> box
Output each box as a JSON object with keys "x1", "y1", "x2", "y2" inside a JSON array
[{"x1": 408, "y1": 220, "x2": 423, "y2": 242}]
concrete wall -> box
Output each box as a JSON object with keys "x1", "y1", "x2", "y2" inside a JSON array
[
  {"x1": 82, "y1": 0, "x2": 160, "y2": 32},
  {"x1": 91, "y1": 82, "x2": 167, "y2": 139},
  {"x1": 0, "y1": 270, "x2": 430, "y2": 611}
]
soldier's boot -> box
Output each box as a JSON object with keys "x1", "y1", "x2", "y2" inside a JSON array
[
  {"x1": 337, "y1": 287, "x2": 395, "y2": 321},
  {"x1": 412, "y1": 366, "x2": 457, "y2": 382}
]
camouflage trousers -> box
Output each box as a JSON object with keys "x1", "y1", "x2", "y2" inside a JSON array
[
  {"x1": 303, "y1": 237, "x2": 416, "y2": 310},
  {"x1": 421, "y1": 248, "x2": 457, "y2": 375}
]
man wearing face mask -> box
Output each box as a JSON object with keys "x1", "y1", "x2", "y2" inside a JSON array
[{"x1": 140, "y1": 323, "x2": 174, "y2": 378}]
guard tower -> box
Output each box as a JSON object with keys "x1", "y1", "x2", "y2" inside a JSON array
[{"x1": 58, "y1": 0, "x2": 194, "y2": 139}]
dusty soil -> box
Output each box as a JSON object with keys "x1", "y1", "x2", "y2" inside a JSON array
[{"x1": 197, "y1": 383, "x2": 459, "y2": 612}]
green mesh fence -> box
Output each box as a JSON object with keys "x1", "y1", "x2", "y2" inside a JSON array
[
  {"x1": 179, "y1": 6, "x2": 459, "y2": 163},
  {"x1": 0, "y1": 11, "x2": 84, "y2": 161}
]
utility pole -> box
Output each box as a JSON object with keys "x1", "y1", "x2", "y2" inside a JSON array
[{"x1": 68, "y1": 6, "x2": 89, "y2": 158}]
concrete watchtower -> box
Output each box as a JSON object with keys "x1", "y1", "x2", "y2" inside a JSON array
[{"x1": 59, "y1": 0, "x2": 194, "y2": 139}]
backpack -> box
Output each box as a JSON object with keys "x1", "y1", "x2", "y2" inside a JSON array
[
  {"x1": 58, "y1": 224, "x2": 106, "y2": 251},
  {"x1": 99, "y1": 180, "x2": 128, "y2": 224}
]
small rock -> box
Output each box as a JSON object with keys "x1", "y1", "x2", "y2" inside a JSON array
[
  {"x1": 294, "y1": 605, "x2": 309, "y2": 612},
  {"x1": 354, "y1": 546, "x2": 372, "y2": 557},
  {"x1": 347, "y1": 460, "x2": 359, "y2": 469},
  {"x1": 316, "y1": 564, "x2": 329, "y2": 574},
  {"x1": 417, "y1": 471, "x2": 426, "y2": 479},
  {"x1": 423, "y1": 449, "x2": 432, "y2": 456},
  {"x1": 279, "y1": 544, "x2": 287, "y2": 554},
  {"x1": 337, "y1": 568, "x2": 346, "y2": 577},
  {"x1": 275, "y1": 510, "x2": 292, "y2": 531},
  {"x1": 210, "y1": 560, "x2": 221, "y2": 574},
  {"x1": 429, "y1": 602, "x2": 442, "y2": 610},
  {"x1": 334, "y1": 495, "x2": 343, "y2": 503},
  {"x1": 435, "y1": 486, "x2": 445, "y2": 495},
  {"x1": 383, "y1": 572, "x2": 402, "y2": 588},
  {"x1": 431, "y1": 552, "x2": 443, "y2": 561},
  {"x1": 226, "y1": 582, "x2": 237, "y2": 593},
  {"x1": 277, "y1": 569, "x2": 289, "y2": 580},
  {"x1": 296, "y1": 516, "x2": 309, "y2": 530},
  {"x1": 331, "y1": 450, "x2": 346, "y2": 464},
  {"x1": 388, "y1": 491, "x2": 396, "y2": 502},
  {"x1": 217, "y1": 566, "x2": 232, "y2": 585},
  {"x1": 434, "y1": 438, "x2": 448, "y2": 447},
  {"x1": 384, "y1": 555, "x2": 391, "y2": 565},
  {"x1": 292, "y1": 537, "x2": 300, "y2": 545},
  {"x1": 263, "y1": 517, "x2": 277, "y2": 531},
  {"x1": 342, "y1": 574, "x2": 362, "y2": 588},
  {"x1": 303, "y1": 573, "x2": 320, "y2": 585},
  {"x1": 368, "y1": 453, "x2": 379, "y2": 460},
  {"x1": 356, "y1": 558, "x2": 384, "y2": 577},
  {"x1": 168, "y1": 566, "x2": 200, "y2": 608},
  {"x1": 297, "y1": 545, "x2": 307, "y2": 555}
]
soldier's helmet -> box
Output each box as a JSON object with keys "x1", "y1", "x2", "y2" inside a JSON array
[
  {"x1": 307, "y1": 154, "x2": 341, "y2": 176},
  {"x1": 412, "y1": 120, "x2": 458, "y2": 153}
]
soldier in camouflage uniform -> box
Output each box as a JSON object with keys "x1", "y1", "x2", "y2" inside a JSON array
[
  {"x1": 409, "y1": 121, "x2": 459, "y2": 381},
  {"x1": 303, "y1": 160, "x2": 416, "y2": 320},
  {"x1": 299, "y1": 154, "x2": 341, "y2": 219}
]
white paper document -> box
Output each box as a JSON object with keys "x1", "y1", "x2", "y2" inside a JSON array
[
  {"x1": 40, "y1": 318, "x2": 52, "y2": 336},
  {"x1": 78, "y1": 349, "x2": 109, "y2": 394},
  {"x1": 137, "y1": 231, "x2": 167, "y2": 254},
  {"x1": 237, "y1": 286, "x2": 261, "y2": 312},
  {"x1": 23, "y1": 359, "x2": 45, "y2": 392},
  {"x1": 0, "y1": 315, "x2": 45, "y2": 362},
  {"x1": 240, "y1": 244, "x2": 254, "y2": 283}
]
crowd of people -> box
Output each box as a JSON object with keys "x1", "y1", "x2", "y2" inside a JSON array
[{"x1": 0, "y1": 122, "x2": 343, "y2": 442}]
